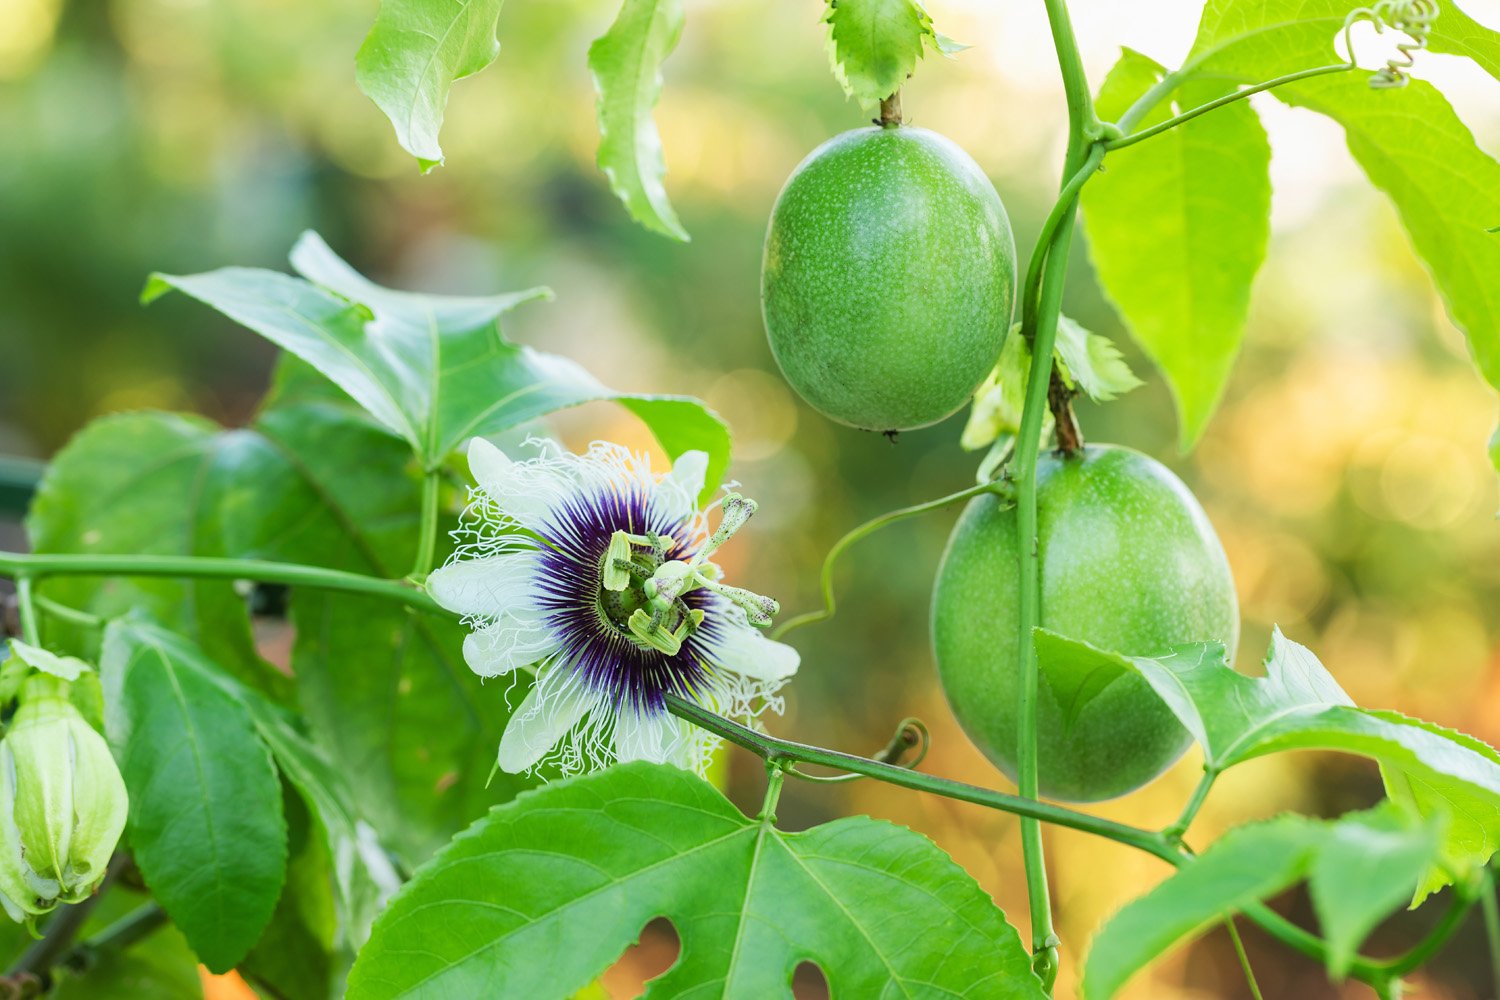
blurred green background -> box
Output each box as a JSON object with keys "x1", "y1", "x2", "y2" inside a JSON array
[{"x1": 2, "y1": 0, "x2": 1499, "y2": 996}]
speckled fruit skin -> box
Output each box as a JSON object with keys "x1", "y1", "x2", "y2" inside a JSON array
[
  {"x1": 931, "y1": 445, "x2": 1239, "y2": 802},
  {"x1": 761, "y1": 125, "x2": 1016, "y2": 432}
]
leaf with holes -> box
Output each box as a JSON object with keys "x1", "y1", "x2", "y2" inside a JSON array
[
  {"x1": 347, "y1": 762, "x2": 1045, "y2": 999},
  {"x1": 143, "y1": 232, "x2": 730, "y2": 497}
]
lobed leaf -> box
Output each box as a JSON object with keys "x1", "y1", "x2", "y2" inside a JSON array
[
  {"x1": 1083, "y1": 806, "x2": 1441, "y2": 999},
  {"x1": 588, "y1": 0, "x2": 690, "y2": 241},
  {"x1": 347, "y1": 762, "x2": 1045, "y2": 999},
  {"x1": 144, "y1": 232, "x2": 730, "y2": 498},
  {"x1": 100, "y1": 618, "x2": 288, "y2": 973},
  {"x1": 355, "y1": 0, "x2": 508, "y2": 171},
  {"x1": 1082, "y1": 48, "x2": 1272, "y2": 447},
  {"x1": 1125, "y1": 629, "x2": 1500, "y2": 902}
]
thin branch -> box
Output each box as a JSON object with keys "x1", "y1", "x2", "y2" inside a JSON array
[{"x1": 664, "y1": 694, "x2": 1181, "y2": 863}]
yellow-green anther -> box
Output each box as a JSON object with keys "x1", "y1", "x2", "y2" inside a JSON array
[
  {"x1": 0, "y1": 675, "x2": 128, "y2": 925},
  {"x1": 627, "y1": 609, "x2": 683, "y2": 656},
  {"x1": 602, "y1": 531, "x2": 634, "y2": 591}
]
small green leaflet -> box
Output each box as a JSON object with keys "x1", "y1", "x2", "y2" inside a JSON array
[
  {"x1": 1119, "y1": 628, "x2": 1500, "y2": 903},
  {"x1": 355, "y1": 0, "x2": 507, "y2": 171},
  {"x1": 144, "y1": 233, "x2": 730, "y2": 501},
  {"x1": 961, "y1": 318, "x2": 1138, "y2": 450},
  {"x1": 347, "y1": 762, "x2": 1046, "y2": 999},
  {"x1": 1082, "y1": 806, "x2": 1444, "y2": 999},
  {"x1": 1082, "y1": 48, "x2": 1271, "y2": 449},
  {"x1": 589, "y1": 0, "x2": 689, "y2": 241},
  {"x1": 823, "y1": 0, "x2": 960, "y2": 107},
  {"x1": 101, "y1": 618, "x2": 289, "y2": 973}
]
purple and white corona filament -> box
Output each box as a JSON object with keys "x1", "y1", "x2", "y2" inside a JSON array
[{"x1": 426, "y1": 438, "x2": 799, "y2": 776}]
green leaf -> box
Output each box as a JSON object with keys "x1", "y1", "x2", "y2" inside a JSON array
[
  {"x1": 100, "y1": 618, "x2": 287, "y2": 973},
  {"x1": 822, "y1": 0, "x2": 949, "y2": 106},
  {"x1": 1052, "y1": 316, "x2": 1143, "y2": 402},
  {"x1": 223, "y1": 393, "x2": 534, "y2": 861},
  {"x1": 588, "y1": 0, "x2": 689, "y2": 242},
  {"x1": 25, "y1": 412, "x2": 278, "y2": 694},
  {"x1": 355, "y1": 0, "x2": 507, "y2": 171},
  {"x1": 1170, "y1": 0, "x2": 1500, "y2": 440},
  {"x1": 1427, "y1": 2, "x2": 1500, "y2": 80},
  {"x1": 347, "y1": 762, "x2": 1045, "y2": 999},
  {"x1": 1083, "y1": 806, "x2": 1441, "y2": 999},
  {"x1": 4, "y1": 639, "x2": 88, "y2": 682},
  {"x1": 1310, "y1": 803, "x2": 1444, "y2": 976},
  {"x1": 144, "y1": 233, "x2": 730, "y2": 496},
  {"x1": 1082, "y1": 47, "x2": 1271, "y2": 447},
  {"x1": 1126, "y1": 629, "x2": 1500, "y2": 902},
  {"x1": 244, "y1": 693, "x2": 401, "y2": 950}
]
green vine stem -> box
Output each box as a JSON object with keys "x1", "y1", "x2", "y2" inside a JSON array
[
  {"x1": 770, "y1": 481, "x2": 1007, "y2": 640},
  {"x1": 1164, "y1": 768, "x2": 1217, "y2": 841},
  {"x1": 0, "y1": 553, "x2": 443, "y2": 617},
  {"x1": 6, "y1": 856, "x2": 128, "y2": 981},
  {"x1": 1018, "y1": 0, "x2": 1102, "y2": 985},
  {"x1": 665, "y1": 694, "x2": 1180, "y2": 862},
  {"x1": 13, "y1": 577, "x2": 40, "y2": 646},
  {"x1": 58, "y1": 904, "x2": 168, "y2": 978},
  {"x1": 1225, "y1": 918, "x2": 1265, "y2": 1000},
  {"x1": 411, "y1": 470, "x2": 442, "y2": 582}
]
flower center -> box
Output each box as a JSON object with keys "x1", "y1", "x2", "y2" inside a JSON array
[{"x1": 596, "y1": 493, "x2": 781, "y2": 658}]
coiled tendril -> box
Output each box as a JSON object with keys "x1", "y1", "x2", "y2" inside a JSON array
[{"x1": 1348, "y1": 0, "x2": 1441, "y2": 89}]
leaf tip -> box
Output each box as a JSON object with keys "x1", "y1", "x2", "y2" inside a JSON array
[{"x1": 139, "y1": 274, "x2": 176, "y2": 306}]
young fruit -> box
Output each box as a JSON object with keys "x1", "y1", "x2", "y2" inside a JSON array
[
  {"x1": 931, "y1": 445, "x2": 1239, "y2": 802},
  {"x1": 761, "y1": 125, "x2": 1016, "y2": 432}
]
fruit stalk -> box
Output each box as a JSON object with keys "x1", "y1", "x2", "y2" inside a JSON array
[
  {"x1": 1016, "y1": 0, "x2": 1101, "y2": 987},
  {"x1": 879, "y1": 92, "x2": 902, "y2": 126}
]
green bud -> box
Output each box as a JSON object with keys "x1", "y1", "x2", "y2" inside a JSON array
[{"x1": 0, "y1": 675, "x2": 128, "y2": 924}]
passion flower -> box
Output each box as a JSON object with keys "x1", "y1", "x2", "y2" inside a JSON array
[{"x1": 427, "y1": 439, "x2": 799, "y2": 777}]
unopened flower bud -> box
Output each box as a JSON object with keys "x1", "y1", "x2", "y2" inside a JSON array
[{"x1": 0, "y1": 675, "x2": 128, "y2": 924}]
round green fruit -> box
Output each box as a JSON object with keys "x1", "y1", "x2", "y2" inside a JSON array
[
  {"x1": 931, "y1": 445, "x2": 1239, "y2": 802},
  {"x1": 761, "y1": 125, "x2": 1016, "y2": 432}
]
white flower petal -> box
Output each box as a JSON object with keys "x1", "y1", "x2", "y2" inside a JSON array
[
  {"x1": 711, "y1": 624, "x2": 800, "y2": 683},
  {"x1": 462, "y1": 616, "x2": 553, "y2": 677},
  {"x1": 657, "y1": 450, "x2": 709, "y2": 523},
  {"x1": 614, "y1": 711, "x2": 670, "y2": 764},
  {"x1": 425, "y1": 553, "x2": 538, "y2": 618},
  {"x1": 466, "y1": 437, "x2": 569, "y2": 529},
  {"x1": 497, "y1": 670, "x2": 601, "y2": 774}
]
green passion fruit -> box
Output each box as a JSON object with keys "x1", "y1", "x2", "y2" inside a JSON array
[
  {"x1": 761, "y1": 125, "x2": 1016, "y2": 432},
  {"x1": 931, "y1": 445, "x2": 1239, "y2": 802}
]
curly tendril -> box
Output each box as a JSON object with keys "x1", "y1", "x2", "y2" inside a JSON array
[{"x1": 1349, "y1": 0, "x2": 1440, "y2": 89}]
